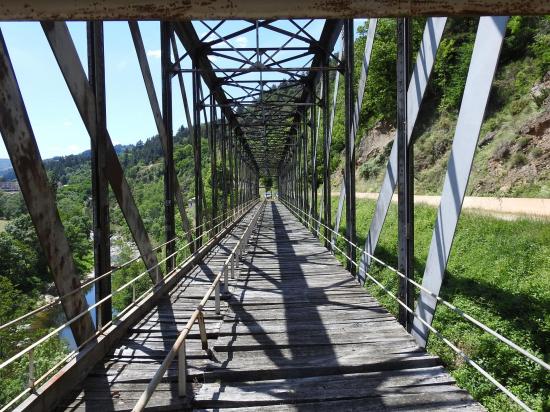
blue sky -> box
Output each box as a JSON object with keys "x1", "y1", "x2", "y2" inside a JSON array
[{"x1": 0, "y1": 19, "x2": 366, "y2": 160}]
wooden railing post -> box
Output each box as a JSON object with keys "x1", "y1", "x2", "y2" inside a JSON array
[{"x1": 178, "y1": 340, "x2": 186, "y2": 397}]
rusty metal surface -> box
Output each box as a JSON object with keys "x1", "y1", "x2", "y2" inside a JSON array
[
  {"x1": 0, "y1": 29, "x2": 95, "y2": 345},
  {"x1": 0, "y1": 0, "x2": 547, "y2": 20},
  {"x1": 128, "y1": 21, "x2": 192, "y2": 250},
  {"x1": 41, "y1": 21, "x2": 160, "y2": 282},
  {"x1": 88, "y1": 21, "x2": 112, "y2": 327}
]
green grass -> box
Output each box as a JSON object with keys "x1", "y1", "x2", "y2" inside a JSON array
[
  {"x1": 0, "y1": 220, "x2": 8, "y2": 232},
  {"x1": 328, "y1": 198, "x2": 549, "y2": 411}
]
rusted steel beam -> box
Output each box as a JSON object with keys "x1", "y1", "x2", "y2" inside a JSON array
[
  {"x1": 210, "y1": 96, "x2": 218, "y2": 230},
  {"x1": 322, "y1": 60, "x2": 331, "y2": 249},
  {"x1": 87, "y1": 21, "x2": 112, "y2": 327},
  {"x1": 0, "y1": 0, "x2": 546, "y2": 20},
  {"x1": 0, "y1": 29, "x2": 95, "y2": 345},
  {"x1": 397, "y1": 17, "x2": 414, "y2": 331},
  {"x1": 42, "y1": 22, "x2": 160, "y2": 282},
  {"x1": 161, "y1": 21, "x2": 176, "y2": 272},
  {"x1": 344, "y1": 19, "x2": 356, "y2": 276},
  {"x1": 221, "y1": 116, "x2": 228, "y2": 222},
  {"x1": 128, "y1": 21, "x2": 193, "y2": 263},
  {"x1": 192, "y1": 64, "x2": 204, "y2": 249}
]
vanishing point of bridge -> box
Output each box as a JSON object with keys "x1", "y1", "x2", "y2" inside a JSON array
[{"x1": 0, "y1": 2, "x2": 549, "y2": 411}]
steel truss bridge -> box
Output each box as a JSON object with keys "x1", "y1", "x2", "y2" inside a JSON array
[{"x1": 0, "y1": 1, "x2": 548, "y2": 411}]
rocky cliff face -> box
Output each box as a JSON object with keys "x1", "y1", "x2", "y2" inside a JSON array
[{"x1": 339, "y1": 71, "x2": 550, "y2": 198}]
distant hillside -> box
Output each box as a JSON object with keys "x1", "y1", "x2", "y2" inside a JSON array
[
  {"x1": 329, "y1": 16, "x2": 550, "y2": 198},
  {"x1": 0, "y1": 142, "x2": 143, "y2": 183}
]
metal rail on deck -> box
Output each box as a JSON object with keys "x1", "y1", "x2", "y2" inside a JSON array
[
  {"x1": 0, "y1": 199, "x2": 258, "y2": 412},
  {"x1": 280, "y1": 197, "x2": 548, "y2": 412},
  {"x1": 132, "y1": 201, "x2": 265, "y2": 412}
]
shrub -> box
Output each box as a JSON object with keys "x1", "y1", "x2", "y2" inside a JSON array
[
  {"x1": 517, "y1": 135, "x2": 531, "y2": 149},
  {"x1": 530, "y1": 147, "x2": 543, "y2": 158},
  {"x1": 508, "y1": 98, "x2": 528, "y2": 115},
  {"x1": 359, "y1": 160, "x2": 379, "y2": 180},
  {"x1": 510, "y1": 152, "x2": 527, "y2": 168}
]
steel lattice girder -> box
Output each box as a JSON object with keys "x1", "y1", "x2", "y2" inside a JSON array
[{"x1": 172, "y1": 19, "x2": 342, "y2": 176}]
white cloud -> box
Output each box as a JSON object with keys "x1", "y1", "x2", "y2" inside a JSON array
[
  {"x1": 233, "y1": 36, "x2": 248, "y2": 48},
  {"x1": 116, "y1": 59, "x2": 128, "y2": 71},
  {"x1": 146, "y1": 49, "x2": 162, "y2": 59},
  {"x1": 67, "y1": 144, "x2": 81, "y2": 154}
]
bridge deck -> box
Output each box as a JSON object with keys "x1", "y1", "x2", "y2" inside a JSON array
[{"x1": 60, "y1": 201, "x2": 481, "y2": 411}]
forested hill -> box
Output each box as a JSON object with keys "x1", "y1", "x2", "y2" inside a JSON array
[
  {"x1": 0, "y1": 144, "x2": 128, "y2": 182},
  {"x1": 330, "y1": 16, "x2": 550, "y2": 198}
]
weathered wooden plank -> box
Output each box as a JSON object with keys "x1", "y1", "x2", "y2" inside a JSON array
[
  {"x1": 195, "y1": 367, "x2": 458, "y2": 405},
  {"x1": 51, "y1": 202, "x2": 480, "y2": 412},
  {"x1": 190, "y1": 203, "x2": 480, "y2": 410}
]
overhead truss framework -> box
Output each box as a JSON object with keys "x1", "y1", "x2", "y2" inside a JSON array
[
  {"x1": 0, "y1": 7, "x2": 548, "y2": 411},
  {"x1": 174, "y1": 19, "x2": 342, "y2": 177}
]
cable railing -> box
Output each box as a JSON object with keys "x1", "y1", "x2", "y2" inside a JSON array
[
  {"x1": 0, "y1": 199, "x2": 255, "y2": 333},
  {"x1": 280, "y1": 196, "x2": 548, "y2": 412},
  {"x1": 0, "y1": 198, "x2": 259, "y2": 412},
  {"x1": 132, "y1": 200, "x2": 265, "y2": 412}
]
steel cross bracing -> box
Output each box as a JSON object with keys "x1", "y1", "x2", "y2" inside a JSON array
[
  {"x1": 173, "y1": 19, "x2": 342, "y2": 177},
  {"x1": 0, "y1": 8, "x2": 549, "y2": 412}
]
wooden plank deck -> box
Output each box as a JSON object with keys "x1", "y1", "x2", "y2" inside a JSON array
[{"x1": 59, "y1": 201, "x2": 482, "y2": 411}]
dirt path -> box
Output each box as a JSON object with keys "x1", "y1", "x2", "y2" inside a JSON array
[{"x1": 331, "y1": 192, "x2": 550, "y2": 219}]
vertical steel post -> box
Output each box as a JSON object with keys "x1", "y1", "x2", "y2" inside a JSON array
[
  {"x1": 88, "y1": 21, "x2": 111, "y2": 328},
  {"x1": 322, "y1": 60, "x2": 331, "y2": 249},
  {"x1": 344, "y1": 19, "x2": 356, "y2": 275},
  {"x1": 161, "y1": 21, "x2": 175, "y2": 272},
  {"x1": 192, "y1": 65, "x2": 203, "y2": 249},
  {"x1": 302, "y1": 114, "x2": 308, "y2": 221},
  {"x1": 229, "y1": 127, "x2": 235, "y2": 210},
  {"x1": 311, "y1": 90, "x2": 318, "y2": 226},
  {"x1": 296, "y1": 132, "x2": 301, "y2": 211},
  {"x1": 397, "y1": 17, "x2": 414, "y2": 331},
  {"x1": 235, "y1": 137, "x2": 240, "y2": 209},
  {"x1": 221, "y1": 116, "x2": 227, "y2": 222},
  {"x1": 210, "y1": 96, "x2": 218, "y2": 229}
]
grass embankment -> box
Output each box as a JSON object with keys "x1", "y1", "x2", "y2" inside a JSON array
[{"x1": 328, "y1": 198, "x2": 549, "y2": 411}]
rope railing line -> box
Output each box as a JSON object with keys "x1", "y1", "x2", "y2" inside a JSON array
[
  {"x1": 281, "y1": 197, "x2": 549, "y2": 370},
  {"x1": 0, "y1": 200, "x2": 259, "y2": 373},
  {"x1": 0, "y1": 199, "x2": 256, "y2": 332},
  {"x1": 0, "y1": 199, "x2": 260, "y2": 412},
  {"x1": 132, "y1": 201, "x2": 265, "y2": 412},
  {"x1": 280, "y1": 197, "x2": 540, "y2": 412},
  {"x1": 0, "y1": 232, "x2": 207, "y2": 412}
]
